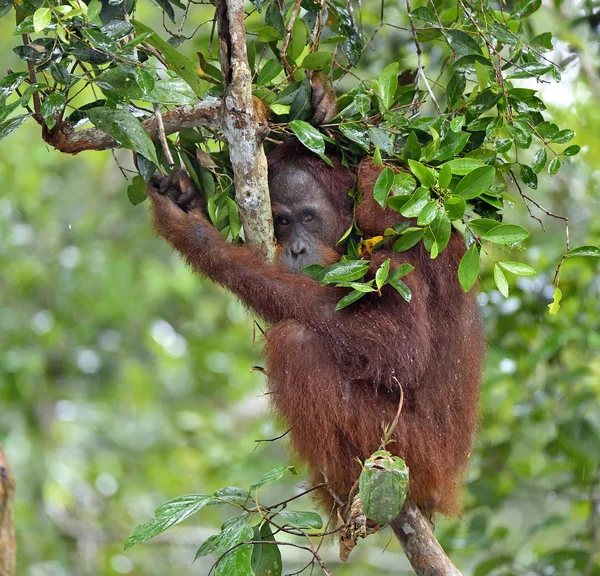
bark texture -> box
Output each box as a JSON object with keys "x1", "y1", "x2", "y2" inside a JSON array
[{"x1": 391, "y1": 501, "x2": 462, "y2": 576}]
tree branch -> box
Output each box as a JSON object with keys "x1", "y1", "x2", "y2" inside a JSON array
[
  {"x1": 391, "y1": 500, "x2": 462, "y2": 576},
  {"x1": 42, "y1": 99, "x2": 223, "y2": 155},
  {"x1": 215, "y1": 0, "x2": 276, "y2": 261},
  {"x1": 0, "y1": 445, "x2": 16, "y2": 576}
]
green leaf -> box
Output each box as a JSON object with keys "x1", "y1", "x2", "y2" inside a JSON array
[
  {"x1": 444, "y1": 29, "x2": 482, "y2": 56},
  {"x1": 255, "y1": 26, "x2": 282, "y2": 42},
  {"x1": 373, "y1": 167, "x2": 395, "y2": 208},
  {"x1": 445, "y1": 158, "x2": 483, "y2": 175},
  {"x1": 417, "y1": 201, "x2": 438, "y2": 226},
  {"x1": 450, "y1": 116, "x2": 465, "y2": 133},
  {"x1": 475, "y1": 61, "x2": 489, "y2": 91},
  {"x1": 566, "y1": 246, "x2": 600, "y2": 258},
  {"x1": 321, "y1": 260, "x2": 370, "y2": 283},
  {"x1": 498, "y1": 261, "x2": 536, "y2": 275},
  {"x1": 125, "y1": 494, "x2": 222, "y2": 549},
  {"x1": 127, "y1": 175, "x2": 148, "y2": 206},
  {"x1": 392, "y1": 172, "x2": 417, "y2": 195},
  {"x1": 548, "y1": 157, "x2": 561, "y2": 176},
  {"x1": 407, "y1": 159, "x2": 435, "y2": 188},
  {"x1": 148, "y1": 78, "x2": 199, "y2": 105},
  {"x1": 389, "y1": 277, "x2": 412, "y2": 301},
  {"x1": 335, "y1": 289, "x2": 367, "y2": 310},
  {"x1": 397, "y1": 187, "x2": 429, "y2": 218},
  {"x1": 469, "y1": 218, "x2": 501, "y2": 236},
  {"x1": 447, "y1": 73, "x2": 466, "y2": 109},
  {"x1": 403, "y1": 132, "x2": 421, "y2": 161},
  {"x1": 519, "y1": 164, "x2": 538, "y2": 189},
  {"x1": 481, "y1": 224, "x2": 529, "y2": 244},
  {"x1": 553, "y1": 129, "x2": 575, "y2": 144},
  {"x1": 251, "y1": 523, "x2": 282, "y2": 576},
  {"x1": 455, "y1": 165, "x2": 495, "y2": 199},
  {"x1": 87, "y1": 107, "x2": 159, "y2": 165},
  {"x1": 0, "y1": 114, "x2": 30, "y2": 141},
  {"x1": 444, "y1": 196, "x2": 466, "y2": 220},
  {"x1": 376, "y1": 258, "x2": 391, "y2": 290},
  {"x1": 275, "y1": 510, "x2": 323, "y2": 529},
  {"x1": 87, "y1": 0, "x2": 102, "y2": 21},
  {"x1": 132, "y1": 20, "x2": 208, "y2": 96},
  {"x1": 531, "y1": 32, "x2": 553, "y2": 51},
  {"x1": 214, "y1": 525, "x2": 254, "y2": 576},
  {"x1": 0, "y1": 72, "x2": 29, "y2": 100},
  {"x1": 289, "y1": 120, "x2": 332, "y2": 166},
  {"x1": 388, "y1": 263, "x2": 414, "y2": 281},
  {"x1": 547, "y1": 286, "x2": 562, "y2": 315},
  {"x1": 433, "y1": 129, "x2": 470, "y2": 161},
  {"x1": 378, "y1": 62, "x2": 399, "y2": 111},
  {"x1": 81, "y1": 29, "x2": 118, "y2": 52},
  {"x1": 33, "y1": 7, "x2": 51, "y2": 32},
  {"x1": 50, "y1": 63, "x2": 71, "y2": 85},
  {"x1": 531, "y1": 149, "x2": 547, "y2": 173},
  {"x1": 369, "y1": 129, "x2": 393, "y2": 155},
  {"x1": 493, "y1": 264, "x2": 509, "y2": 297},
  {"x1": 438, "y1": 163, "x2": 452, "y2": 189},
  {"x1": 257, "y1": 60, "x2": 283, "y2": 85},
  {"x1": 458, "y1": 244, "x2": 480, "y2": 293},
  {"x1": 563, "y1": 145, "x2": 580, "y2": 156},
  {"x1": 227, "y1": 197, "x2": 242, "y2": 240},
  {"x1": 392, "y1": 229, "x2": 423, "y2": 253},
  {"x1": 511, "y1": 0, "x2": 541, "y2": 19},
  {"x1": 213, "y1": 486, "x2": 250, "y2": 506},
  {"x1": 301, "y1": 51, "x2": 332, "y2": 71},
  {"x1": 249, "y1": 466, "x2": 296, "y2": 491},
  {"x1": 424, "y1": 211, "x2": 451, "y2": 254},
  {"x1": 40, "y1": 92, "x2": 66, "y2": 130},
  {"x1": 288, "y1": 18, "x2": 307, "y2": 60},
  {"x1": 340, "y1": 123, "x2": 370, "y2": 150}
]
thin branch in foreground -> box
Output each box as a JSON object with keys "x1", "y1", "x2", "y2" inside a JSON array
[
  {"x1": 152, "y1": 103, "x2": 175, "y2": 166},
  {"x1": 405, "y1": 0, "x2": 441, "y2": 115}
]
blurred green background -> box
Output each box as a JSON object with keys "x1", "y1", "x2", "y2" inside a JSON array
[{"x1": 1, "y1": 1, "x2": 600, "y2": 575}]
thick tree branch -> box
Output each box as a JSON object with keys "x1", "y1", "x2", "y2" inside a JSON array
[
  {"x1": 215, "y1": 0, "x2": 276, "y2": 260},
  {"x1": 391, "y1": 500, "x2": 462, "y2": 576},
  {"x1": 41, "y1": 99, "x2": 223, "y2": 155},
  {"x1": 0, "y1": 445, "x2": 15, "y2": 576}
]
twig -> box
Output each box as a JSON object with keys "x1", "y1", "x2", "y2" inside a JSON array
[
  {"x1": 509, "y1": 169, "x2": 570, "y2": 284},
  {"x1": 405, "y1": 0, "x2": 441, "y2": 114},
  {"x1": 153, "y1": 103, "x2": 175, "y2": 166},
  {"x1": 22, "y1": 34, "x2": 41, "y2": 118},
  {"x1": 254, "y1": 428, "x2": 291, "y2": 444},
  {"x1": 280, "y1": 0, "x2": 303, "y2": 81},
  {"x1": 383, "y1": 378, "x2": 404, "y2": 444}
]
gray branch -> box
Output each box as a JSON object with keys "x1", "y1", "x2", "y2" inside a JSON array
[
  {"x1": 215, "y1": 0, "x2": 276, "y2": 261},
  {"x1": 391, "y1": 501, "x2": 463, "y2": 576},
  {"x1": 42, "y1": 99, "x2": 223, "y2": 155}
]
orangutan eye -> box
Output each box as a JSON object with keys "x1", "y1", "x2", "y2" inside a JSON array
[
  {"x1": 302, "y1": 213, "x2": 315, "y2": 224},
  {"x1": 277, "y1": 216, "x2": 290, "y2": 226}
]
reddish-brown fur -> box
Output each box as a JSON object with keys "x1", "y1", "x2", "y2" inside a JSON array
[{"x1": 148, "y1": 149, "x2": 484, "y2": 517}]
